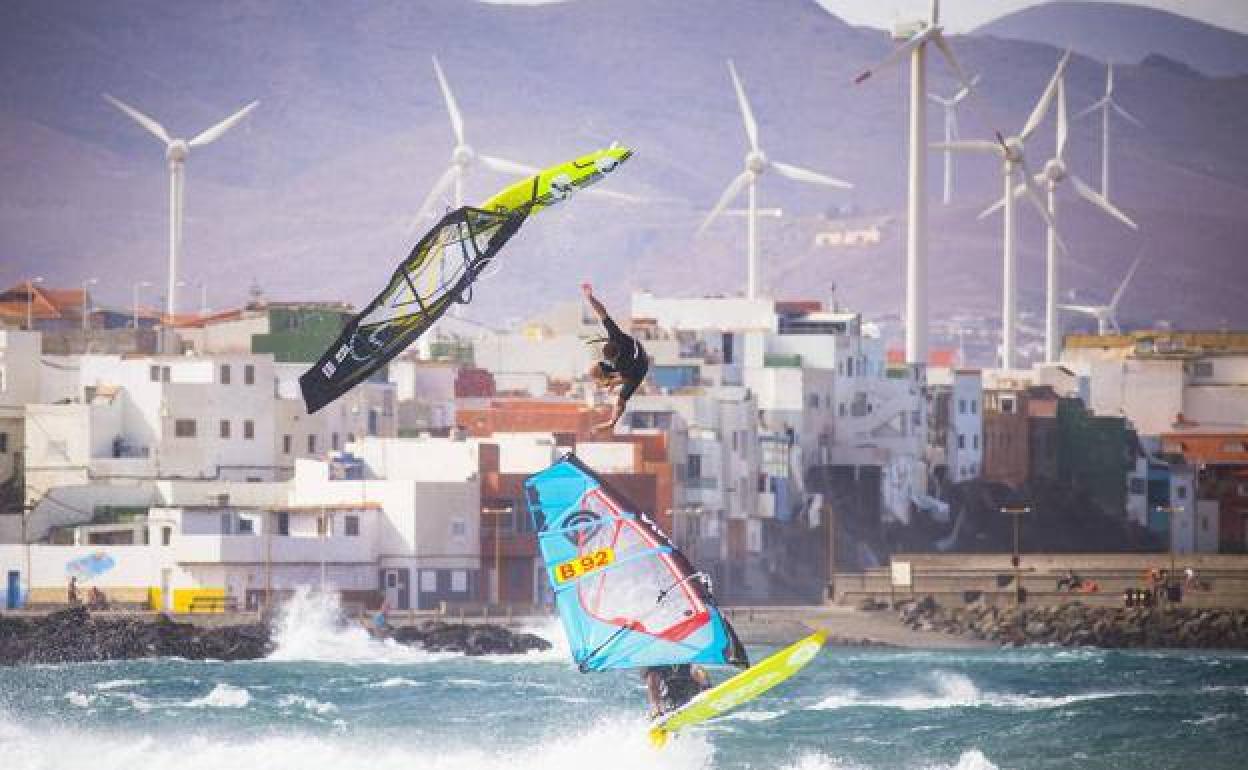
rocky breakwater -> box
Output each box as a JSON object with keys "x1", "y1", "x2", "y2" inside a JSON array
[
  {"x1": 0, "y1": 607, "x2": 269, "y2": 664},
  {"x1": 392, "y1": 620, "x2": 551, "y2": 656},
  {"x1": 0, "y1": 608, "x2": 553, "y2": 665},
  {"x1": 895, "y1": 596, "x2": 1248, "y2": 648}
]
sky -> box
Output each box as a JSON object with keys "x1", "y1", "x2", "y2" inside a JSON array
[{"x1": 477, "y1": 1, "x2": 1248, "y2": 35}]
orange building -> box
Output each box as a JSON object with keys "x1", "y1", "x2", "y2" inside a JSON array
[{"x1": 1161, "y1": 432, "x2": 1248, "y2": 549}]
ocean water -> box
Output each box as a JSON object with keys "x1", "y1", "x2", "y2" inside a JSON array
[{"x1": 3, "y1": 590, "x2": 1247, "y2": 770}]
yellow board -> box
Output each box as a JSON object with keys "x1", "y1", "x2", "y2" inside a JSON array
[
  {"x1": 648, "y1": 630, "x2": 827, "y2": 748},
  {"x1": 478, "y1": 146, "x2": 633, "y2": 215}
]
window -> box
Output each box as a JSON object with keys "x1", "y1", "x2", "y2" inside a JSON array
[
  {"x1": 161, "y1": 366, "x2": 171, "y2": 382},
  {"x1": 307, "y1": 434, "x2": 318, "y2": 454},
  {"x1": 958, "y1": 399, "x2": 967, "y2": 414},
  {"x1": 332, "y1": 432, "x2": 340, "y2": 451},
  {"x1": 282, "y1": 434, "x2": 292, "y2": 454},
  {"x1": 219, "y1": 420, "x2": 230, "y2": 439},
  {"x1": 237, "y1": 518, "x2": 255, "y2": 535},
  {"x1": 1001, "y1": 397, "x2": 1015, "y2": 414},
  {"x1": 973, "y1": 434, "x2": 980, "y2": 450},
  {"x1": 244, "y1": 364, "x2": 256, "y2": 385},
  {"x1": 277, "y1": 512, "x2": 290, "y2": 536},
  {"x1": 687, "y1": 454, "x2": 702, "y2": 479},
  {"x1": 1176, "y1": 485, "x2": 1188, "y2": 500},
  {"x1": 0, "y1": 433, "x2": 6, "y2": 453},
  {"x1": 970, "y1": 399, "x2": 978, "y2": 415},
  {"x1": 807, "y1": 393, "x2": 819, "y2": 408},
  {"x1": 317, "y1": 515, "x2": 332, "y2": 536},
  {"x1": 347, "y1": 432, "x2": 356, "y2": 444},
  {"x1": 149, "y1": 365, "x2": 160, "y2": 382},
  {"x1": 958, "y1": 434, "x2": 966, "y2": 449},
  {"x1": 244, "y1": 420, "x2": 255, "y2": 440},
  {"x1": 847, "y1": 358, "x2": 854, "y2": 377},
  {"x1": 420, "y1": 570, "x2": 437, "y2": 593},
  {"x1": 220, "y1": 364, "x2": 231, "y2": 385},
  {"x1": 451, "y1": 570, "x2": 468, "y2": 593},
  {"x1": 451, "y1": 519, "x2": 467, "y2": 538},
  {"x1": 1193, "y1": 361, "x2": 1213, "y2": 377},
  {"x1": 175, "y1": 419, "x2": 197, "y2": 438},
  {"x1": 345, "y1": 515, "x2": 360, "y2": 536},
  {"x1": 220, "y1": 513, "x2": 232, "y2": 535},
  {"x1": 161, "y1": 527, "x2": 172, "y2": 546}
]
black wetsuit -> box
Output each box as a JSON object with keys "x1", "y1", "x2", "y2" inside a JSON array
[
  {"x1": 644, "y1": 664, "x2": 705, "y2": 714},
  {"x1": 598, "y1": 315, "x2": 649, "y2": 402}
]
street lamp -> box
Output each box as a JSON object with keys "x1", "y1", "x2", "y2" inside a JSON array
[
  {"x1": 1000, "y1": 505, "x2": 1032, "y2": 606},
  {"x1": 25, "y1": 276, "x2": 44, "y2": 330},
  {"x1": 81, "y1": 277, "x2": 99, "y2": 332},
  {"x1": 1155, "y1": 504, "x2": 1182, "y2": 596},
  {"x1": 132, "y1": 281, "x2": 153, "y2": 329}
]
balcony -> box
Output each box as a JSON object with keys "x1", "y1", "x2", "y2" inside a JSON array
[
  {"x1": 684, "y1": 477, "x2": 718, "y2": 490},
  {"x1": 764, "y1": 353, "x2": 802, "y2": 368}
]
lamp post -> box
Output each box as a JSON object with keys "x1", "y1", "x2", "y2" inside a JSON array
[
  {"x1": 132, "y1": 280, "x2": 153, "y2": 330},
  {"x1": 1155, "y1": 504, "x2": 1181, "y2": 599},
  {"x1": 1000, "y1": 505, "x2": 1032, "y2": 606},
  {"x1": 81, "y1": 277, "x2": 99, "y2": 332},
  {"x1": 25, "y1": 276, "x2": 44, "y2": 330}
]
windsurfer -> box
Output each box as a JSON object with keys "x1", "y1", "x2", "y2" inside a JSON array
[
  {"x1": 642, "y1": 663, "x2": 712, "y2": 719},
  {"x1": 582, "y1": 283, "x2": 649, "y2": 434}
]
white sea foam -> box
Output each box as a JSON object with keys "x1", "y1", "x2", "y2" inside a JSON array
[
  {"x1": 367, "y1": 677, "x2": 425, "y2": 689},
  {"x1": 726, "y1": 710, "x2": 785, "y2": 722},
  {"x1": 931, "y1": 750, "x2": 1000, "y2": 770},
  {"x1": 64, "y1": 691, "x2": 94, "y2": 708},
  {"x1": 278, "y1": 695, "x2": 338, "y2": 715},
  {"x1": 812, "y1": 670, "x2": 1138, "y2": 712},
  {"x1": 266, "y1": 587, "x2": 454, "y2": 665},
  {"x1": 93, "y1": 678, "x2": 146, "y2": 690},
  {"x1": 0, "y1": 715, "x2": 714, "y2": 770},
  {"x1": 186, "y1": 683, "x2": 252, "y2": 709}
]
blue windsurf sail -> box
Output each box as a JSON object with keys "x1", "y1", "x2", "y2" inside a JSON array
[{"x1": 525, "y1": 454, "x2": 748, "y2": 672}]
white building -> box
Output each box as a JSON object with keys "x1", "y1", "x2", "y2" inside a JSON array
[
  {"x1": 0, "y1": 330, "x2": 41, "y2": 488},
  {"x1": 927, "y1": 368, "x2": 984, "y2": 484}
]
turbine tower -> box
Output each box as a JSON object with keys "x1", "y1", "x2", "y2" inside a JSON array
[
  {"x1": 699, "y1": 60, "x2": 851, "y2": 300},
  {"x1": 936, "y1": 51, "x2": 1070, "y2": 369},
  {"x1": 984, "y1": 77, "x2": 1138, "y2": 362},
  {"x1": 1075, "y1": 63, "x2": 1141, "y2": 202},
  {"x1": 1061, "y1": 256, "x2": 1142, "y2": 335},
  {"x1": 928, "y1": 75, "x2": 980, "y2": 205},
  {"x1": 853, "y1": 0, "x2": 972, "y2": 369},
  {"x1": 104, "y1": 94, "x2": 258, "y2": 318}
]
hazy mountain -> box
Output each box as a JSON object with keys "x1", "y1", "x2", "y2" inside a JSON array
[
  {"x1": 974, "y1": 1, "x2": 1248, "y2": 77},
  {"x1": 2, "y1": 0, "x2": 1247, "y2": 344}
]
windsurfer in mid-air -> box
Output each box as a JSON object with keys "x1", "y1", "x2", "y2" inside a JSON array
[
  {"x1": 642, "y1": 664, "x2": 713, "y2": 720},
  {"x1": 582, "y1": 283, "x2": 649, "y2": 434}
]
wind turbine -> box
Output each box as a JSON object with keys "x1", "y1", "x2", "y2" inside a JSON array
[
  {"x1": 853, "y1": 0, "x2": 973, "y2": 368},
  {"x1": 413, "y1": 56, "x2": 638, "y2": 228},
  {"x1": 1075, "y1": 63, "x2": 1142, "y2": 202},
  {"x1": 1060, "y1": 256, "x2": 1142, "y2": 335},
  {"x1": 928, "y1": 75, "x2": 980, "y2": 205},
  {"x1": 935, "y1": 50, "x2": 1070, "y2": 369},
  {"x1": 104, "y1": 94, "x2": 258, "y2": 318},
  {"x1": 699, "y1": 60, "x2": 851, "y2": 300},
  {"x1": 982, "y1": 76, "x2": 1138, "y2": 362}
]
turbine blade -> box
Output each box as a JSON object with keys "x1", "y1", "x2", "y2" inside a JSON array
[
  {"x1": 413, "y1": 166, "x2": 459, "y2": 227},
  {"x1": 1071, "y1": 175, "x2": 1138, "y2": 229},
  {"x1": 1110, "y1": 256, "x2": 1142, "y2": 308},
  {"x1": 1021, "y1": 50, "x2": 1071, "y2": 141},
  {"x1": 977, "y1": 196, "x2": 1007, "y2": 220},
  {"x1": 479, "y1": 154, "x2": 541, "y2": 176},
  {"x1": 930, "y1": 139, "x2": 1000, "y2": 154},
  {"x1": 1056, "y1": 78, "x2": 1069, "y2": 160},
  {"x1": 698, "y1": 171, "x2": 752, "y2": 235},
  {"x1": 772, "y1": 161, "x2": 853, "y2": 189},
  {"x1": 931, "y1": 32, "x2": 975, "y2": 93},
  {"x1": 953, "y1": 74, "x2": 981, "y2": 103},
  {"x1": 188, "y1": 100, "x2": 260, "y2": 147},
  {"x1": 852, "y1": 27, "x2": 934, "y2": 84},
  {"x1": 432, "y1": 55, "x2": 465, "y2": 146},
  {"x1": 1060, "y1": 304, "x2": 1101, "y2": 317},
  {"x1": 1112, "y1": 102, "x2": 1144, "y2": 128},
  {"x1": 1073, "y1": 98, "x2": 1108, "y2": 121},
  {"x1": 1106, "y1": 63, "x2": 1115, "y2": 97},
  {"x1": 728, "y1": 60, "x2": 760, "y2": 152},
  {"x1": 103, "y1": 93, "x2": 171, "y2": 144}
]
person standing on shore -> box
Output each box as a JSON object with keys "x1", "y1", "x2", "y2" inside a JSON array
[{"x1": 67, "y1": 576, "x2": 80, "y2": 605}]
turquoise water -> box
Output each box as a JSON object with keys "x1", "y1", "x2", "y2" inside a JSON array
[{"x1": 2, "y1": 593, "x2": 1247, "y2": 770}]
